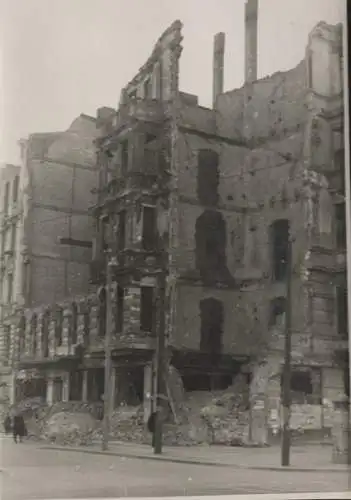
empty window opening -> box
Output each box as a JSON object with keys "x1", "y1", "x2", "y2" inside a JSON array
[
  {"x1": 69, "y1": 371, "x2": 83, "y2": 401},
  {"x1": 117, "y1": 210, "x2": 126, "y2": 252},
  {"x1": 31, "y1": 314, "x2": 37, "y2": 356},
  {"x1": 115, "y1": 368, "x2": 144, "y2": 407},
  {"x1": 282, "y1": 367, "x2": 321, "y2": 405},
  {"x1": 197, "y1": 149, "x2": 220, "y2": 207},
  {"x1": 335, "y1": 202, "x2": 346, "y2": 249},
  {"x1": 199, "y1": 298, "x2": 224, "y2": 357},
  {"x1": 140, "y1": 286, "x2": 154, "y2": 333},
  {"x1": 269, "y1": 297, "x2": 286, "y2": 327},
  {"x1": 115, "y1": 285, "x2": 124, "y2": 333},
  {"x1": 87, "y1": 368, "x2": 105, "y2": 403},
  {"x1": 13, "y1": 176, "x2": 19, "y2": 203},
  {"x1": 10, "y1": 224, "x2": 16, "y2": 251},
  {"x1": 336, "y1": 285, "x2": 348, "y2": 338},
  {"x1": 71, "y1": 303, "x2": 78, "y2": 345},
  {"x1": 270, "y1": 219, "x2": 289, "y2": 282},
  {"x1": 55, "y1": 309, "x2": 63, "y2": 347},
  {"x1": 7, "y1": 274, "x2": 13, "y2": 304},
  {"x1": 142, "y1": 206, "x2": 157, "y2": 250},
  {"x1": 42, "y1": 312, "x2": 50, "y2": 357},
  {"x1": 3, "y1": 325, "x2": 11, "y2": 366},
  {"x1": 143, "y1": 78, "x2": 152, "y2": 99},
  {"x1": 98, "y1": 287, "x2": 107, "y2": 337},
  {"x1": 145, "y1": 133, "x2": 157, "y2": 144},
  {"x1": 121, "y1": 140, "x2": 129, "y2": 176},
  {"x1": 18, "y1": 316, "x2": 26, "y2": 355},
  {"x1": 83, "y1": 312, "x2": 90, "y2": 347},
  {"x1": 3, "y1": 182, "x2": 10, "y2": 215},
  {"x1": 195, "y1": 210, "x2": 232, "y2": 284}
]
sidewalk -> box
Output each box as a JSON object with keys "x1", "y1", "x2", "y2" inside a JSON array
[{"x1": 41, "y1": 440, "x2": 350, "y2": 473}]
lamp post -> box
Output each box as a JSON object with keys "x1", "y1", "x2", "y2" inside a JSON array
[
  {"x1": 101, "y1": 256, "x2": 117, "y2": 451},
  {"x1": 281, "y1": 237, "x2": 293, "y2": 467},
  {"x1": 153, "y1": 253, "x2": 167, "y2": 455}
]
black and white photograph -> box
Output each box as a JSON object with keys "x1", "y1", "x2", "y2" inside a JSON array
[{"x1": 0, "y1": 1, "x2": 350, "y2": 499}]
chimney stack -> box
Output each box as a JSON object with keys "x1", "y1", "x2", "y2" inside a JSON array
[
  {"x1": 245, "y1": 0, "x2": 258, "y2": 83},
  {"x1": 212, "y1": 32, "x2": 225, "y2": 107}
]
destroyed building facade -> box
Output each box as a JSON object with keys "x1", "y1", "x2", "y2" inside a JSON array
[
  {"x1": 5, "y1": 4, "x2": 348, "y2": 435},
  {"x1": 0, "y1": 115, "x2": 99, "y2": 404}
]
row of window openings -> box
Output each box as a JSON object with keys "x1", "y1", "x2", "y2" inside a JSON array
[
  {"x1": 104, "y1": 130, "x2": 157, "y2": 179},
  {"x1": 19, "y1": 285, "x2": 154, "y2": 357},
  {"x1": 269, "y1": 287, "x2": 349, "y2": 336},
  {"x1": 98, "y1": 206, "x2": 157, "y2": 255},
  {"x1": 2, "y1": 176, "x2": 19, "y2": 215},
  {"x1": 98, "y1": 285, "x2": 154, "y2": 337}
]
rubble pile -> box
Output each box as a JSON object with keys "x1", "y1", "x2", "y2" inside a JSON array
[
  {"x1": 93, "y1": 405, "x2": 147, "y2": 443},
  {"x1": 5, "y1": 372, "x2": 252, "y2": 447},
  {"x1": 43, "y1": 411, "x2": 97, "y2": 446},
  {"x1": 176, "y1": 374, "x2": 251, "y2": 446}
]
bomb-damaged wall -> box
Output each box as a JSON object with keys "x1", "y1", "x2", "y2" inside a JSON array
[
  {"x1": 216, "y1": 61, "x2": 308, "y2": 143},
  {"x1": 170, "y1": 111, "x2": 326, "y2": 360},
  {"x1": 119, "y1": 20, "x2": 183, "y2": 104},
  {"x1": 171, "y1": 283, "x2": 267, "y2": 358}
]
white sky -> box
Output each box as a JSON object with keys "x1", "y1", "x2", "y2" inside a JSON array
[{"x1": 0, "y1": 0, "x2": 345, "y2": 164}]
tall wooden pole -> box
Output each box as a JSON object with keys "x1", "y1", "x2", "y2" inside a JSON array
[
  {"x1": 281, "y1": 237, "x2": 293, "y2": 466},
  {"x1": 102, "y1": 257, "x2": 114, "y2": 451},
  {"x1": 153, "y1": 255, "x2": 167, "y2": 455}
]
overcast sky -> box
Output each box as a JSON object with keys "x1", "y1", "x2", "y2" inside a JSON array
[{"x1": 0, "y1": 0, "x2": 345, "y2": 164}]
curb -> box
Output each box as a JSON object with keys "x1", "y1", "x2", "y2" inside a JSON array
[{"x1": 41, "y1": 445, "x2": 348, "y2": 473}]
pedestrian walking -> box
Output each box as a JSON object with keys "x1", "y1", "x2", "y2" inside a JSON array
[
  {"x1": 3, "y1": 414, "x2": 12, "y2": 434},
  {"x1": 13, "y1": 413, "x2": 26, "y2": 443}
]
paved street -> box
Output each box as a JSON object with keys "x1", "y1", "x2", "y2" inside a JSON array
[{"x1": 0, "y1": 437, "x2": 350, "y2": 500}]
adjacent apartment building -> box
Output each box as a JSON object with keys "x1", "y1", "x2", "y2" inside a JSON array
[
  {"x1": 0, "y1": 114, "x2": 99, "y2": 405},
  {"x1": 9, "y1": 1, "x2": 349, "y2": 436},
  {"x1": 0, "y1": 164, "x2": 21, "y2": 404}
]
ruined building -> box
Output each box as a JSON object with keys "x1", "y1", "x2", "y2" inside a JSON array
[
  {"x1": 8, "y1": 2, "x2": 348, "y2": 434},
  {"x1": 0, "y1": 164, "x2": 21, "y2": 404},
  {"x1": 0, "y1": 114, "x2": 99, "y2": 405}
]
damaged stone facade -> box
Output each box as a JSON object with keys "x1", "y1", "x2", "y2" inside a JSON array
[
  {"x1": 9, "y1": 16, "x2": 348, "y2": 440},
  {"x1": 0, "y1": 114, "x2": 99, "y2": 405}
]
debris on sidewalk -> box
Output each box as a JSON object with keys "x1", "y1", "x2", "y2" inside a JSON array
[{"x1": 43, "y1": 411, "x2": 97, "y2": 446}]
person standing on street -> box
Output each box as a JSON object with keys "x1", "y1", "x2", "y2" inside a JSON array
[{"x1": 13, "y1": 413, "x2": 26, "y2": 443}]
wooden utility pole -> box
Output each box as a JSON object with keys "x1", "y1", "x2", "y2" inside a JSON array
[
  {"x1": 102, "y1": 256, "x2": 114, "y2": 451},
  {"x1": 281, "y1": 237, "x2": 293, "y2": 466},
  {"x1": 153, "y1": 256, "x2": 167, "y2": 455}
]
